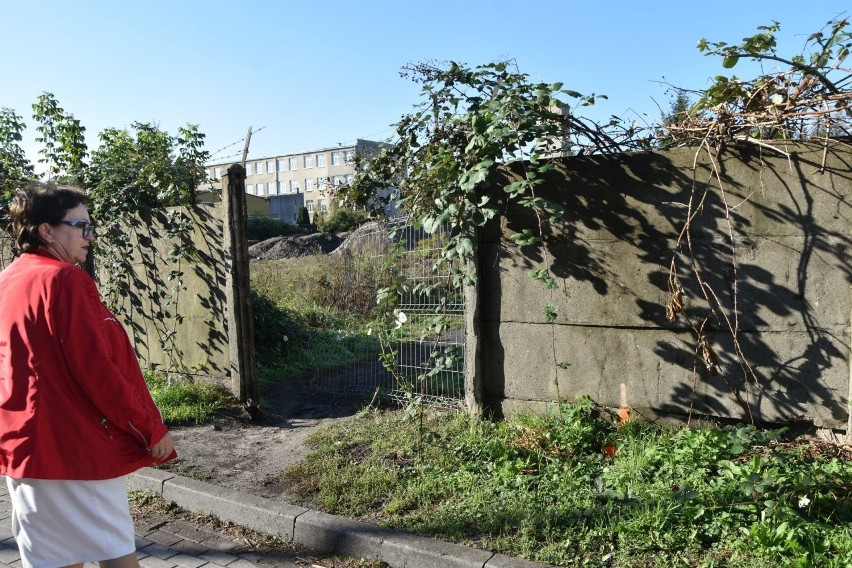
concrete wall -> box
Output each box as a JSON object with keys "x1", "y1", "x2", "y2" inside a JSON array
[
  {"x1": 0, "y1": 205, "x2": 231, "y2": 383},
  {"x1": 479, "y1": 142, "x2": 851, "y2": 431},
  {"x1": 110, "y1": 205, "x2": 230, "y2": 381}
]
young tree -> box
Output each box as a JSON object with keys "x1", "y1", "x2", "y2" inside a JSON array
[
  {"x1": 175, "y1": 124, "x2": 210, "y2": 206},
  {"x1": 0, "y1": 108, "x2": 35, "y2": 200},
  {"x1": 656, "y1": 91, "x2": 693, "y2": 147},
  {"x1": 31, "y1": 92, "x2": 88, "y2": 184},
  {"x1": 86, "y1": 121, "x2": 209, "y2": 216}
]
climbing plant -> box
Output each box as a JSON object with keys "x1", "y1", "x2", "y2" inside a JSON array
[
  {"x1": 342, "y1": 17, "x2": 851, "y2": 419},
  {"x1": 339, "y1": 60, "x2": 651, "y2": 406},
  {"x1": 84, "y1": 121, "x2": 211, "y2": 375}
]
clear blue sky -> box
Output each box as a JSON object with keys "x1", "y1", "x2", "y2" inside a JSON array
[{"x1": 3, "y1": 1, "x2": 849, "y2": 167}]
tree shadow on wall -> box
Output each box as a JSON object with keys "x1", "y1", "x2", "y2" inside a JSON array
[
  {"x1": 117, "y1": 205, "x2": 229, "y2": 379},
  {"x1": 484, "y1": 143, "x2": 850, "y2": 426}
]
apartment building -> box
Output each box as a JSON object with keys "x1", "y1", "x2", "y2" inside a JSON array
[{"x1": 205, "y1": 139, "x2": 381, "y2": 222}]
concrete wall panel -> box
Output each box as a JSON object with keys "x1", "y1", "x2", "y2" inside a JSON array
[{"x1": 479, "y1": 143, "x2": 852, "y2": 431}]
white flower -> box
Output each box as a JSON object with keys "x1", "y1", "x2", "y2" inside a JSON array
[
  {"x1": 798, "y1": 495, "x2": 811, "y2": 508},
  {"x1": 282, "y1": 335, "x2": 288, "y2": 342},
  {"x1": 393, "y1": 309, "x2": 408, "y2": 329}
]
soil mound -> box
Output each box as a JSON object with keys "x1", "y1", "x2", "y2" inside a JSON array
[{"x1": 249, "y1": 233, "x2": 343, "y2": 260}]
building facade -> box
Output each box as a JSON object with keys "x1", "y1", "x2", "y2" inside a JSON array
[{"x1": 205, "y1": 139, "x2": 381, "y2": 222}]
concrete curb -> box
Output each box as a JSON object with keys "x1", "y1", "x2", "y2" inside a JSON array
[{"x1": 128, "y1": 468, "x2": 552, "y2": 568}]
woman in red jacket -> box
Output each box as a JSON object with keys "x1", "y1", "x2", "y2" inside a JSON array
[{"x1": 0, "y1": 184, "x2": 176, "y2": 568}]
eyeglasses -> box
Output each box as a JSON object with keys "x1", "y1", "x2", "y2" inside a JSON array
[{"x1": 59, "y1": 220, "x2": 96, "y2": 238}]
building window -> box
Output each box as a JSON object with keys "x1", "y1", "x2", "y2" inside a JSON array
[
  {"x1": 267, "y1": 160, "x2": 275, "y2": 173},
  {"x1": 214, "y1": 167, "x2": 222, "y2": 178},
  {"x1": 276, "y1": 181, "x2": 283, "y2": 194},
  {"x1": 345, "y1": 174, "x2": 353, "y2": 184},
  {"x1": 245, "y1": 162, "x2": 253, "y2": 176},
  {"x1": 333, "y1": 175, "x2": 343, "y2": 186},
  {"x1": 319, "y1": 199, "x2": 328, "y2": 212},
  {"x1": 277, "y1": 159, "x2": 286, "y2": 172},
  {"x1": 344, "y1": 150, "x2": 354, "y2": 162},
  {"x1": 289, "y1": 158, "x2": 297, "y2": 170},
  {"x1": 316, "y1": 153, "x2": 325, "y2": 167},
  {"x1": 306, "y1": 201, "x2": 314, "y2": 212},
  {"x1": 257, "y1": 161, "x2": 266, "y2": 175},
  {"x1": 304, "y1": 155, "x2": 313, "y2": 169},
  {"x1": 331, "y1": 152, "x2": 340, "y2": 166},
  {"x1": 267, "y1": 182, "x2": 276, "y2": 195},
  {"x1": 318, "y1": 177, "x2": 328, "y2": 191},
  {"x1": 305, "y1": 178, "x2": 314, "y2": 192},
  {"x1": 289, "y1": 179, "x2": 299, "y2": 192},
  {"x1": 246, "y1": 184, "x2": 254, "y2": 194}
]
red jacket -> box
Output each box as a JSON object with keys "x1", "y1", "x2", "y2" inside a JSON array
[{"x1": 0, "y1": 251, "x2": 175, "y2": 480}]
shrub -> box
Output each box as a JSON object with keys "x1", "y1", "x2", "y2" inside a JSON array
[
  {"x1": 246, "y1": 216, "x2": 300, "y2": 241},
  {"x1": 317, "y1": 208, "x2": 368, "y2": 234},
  {"x1": 251, "y1": 288, "x2": 309, "y2": 361},
  {"x1": 252, "y1": 255, "x2": 389, "y2": 322}
]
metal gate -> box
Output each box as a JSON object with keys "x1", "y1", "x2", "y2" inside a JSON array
[{"x1": 311, "y1": 219, "x2": 466, "y2": 408}]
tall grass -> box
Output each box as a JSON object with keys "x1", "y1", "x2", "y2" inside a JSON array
[{"x1": 250, "y1": 254, "x2": 386, "y2": 386}]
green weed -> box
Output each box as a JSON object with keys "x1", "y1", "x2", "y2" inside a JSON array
[{"x1": 284, "y1": 400, "x2": 852, "y2": 566}]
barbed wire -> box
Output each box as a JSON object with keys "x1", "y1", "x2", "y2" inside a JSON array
[{"x1": 207, "y1": 126, "x2": 268, "y2": 160}]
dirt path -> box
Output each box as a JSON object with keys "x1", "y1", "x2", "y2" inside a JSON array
[{"x1": 163, "y1": 374, "x2": 370, "y2": 504}]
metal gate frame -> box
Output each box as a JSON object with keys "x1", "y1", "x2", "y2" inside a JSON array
[{"x1": 311, "y1": 219, "x2": 466, "y2": 408}]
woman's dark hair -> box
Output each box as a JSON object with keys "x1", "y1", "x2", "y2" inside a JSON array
[{"x1": 10, "y1": 183, "x2": 88, "y2": 252}]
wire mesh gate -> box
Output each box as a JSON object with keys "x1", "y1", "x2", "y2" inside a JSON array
[{"x1": 311, "y1": 219, "x2": 466, "y2": 408}]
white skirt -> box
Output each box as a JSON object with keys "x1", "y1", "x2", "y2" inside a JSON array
[{"x1": 5, "y1": 476, "x2": 136, "y2": 568}]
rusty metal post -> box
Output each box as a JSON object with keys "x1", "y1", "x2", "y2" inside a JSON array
[{"x1": 223, "y1": 164, "x2": 261, "y2": 420}]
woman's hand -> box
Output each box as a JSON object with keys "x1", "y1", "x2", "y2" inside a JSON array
[{"x1": 150, "y1": 432, "x2": 175, "y2": 461}]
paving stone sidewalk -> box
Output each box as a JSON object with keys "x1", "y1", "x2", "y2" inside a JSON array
[
  {"x1": 0, "y1": 481, "x2": 349, "y2": 568},
  {"x1": 0, "y1": 471, "x2": 552, "y2": 568}
]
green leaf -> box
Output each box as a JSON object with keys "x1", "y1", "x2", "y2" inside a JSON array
[
  {"x1": 456, "y1": 237, "x2": 474, "y2": 256},
  {"x1": 722, "y1": 55, "x2": 740, "y2": 68},
  {"x1": 512, "y1": 229, "x2": 540, "y2": 245},
  {"x1": 543, "y1": 304, "x2": 557, "y2": 322}
]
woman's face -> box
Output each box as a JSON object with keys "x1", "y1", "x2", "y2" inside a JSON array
[{"x1": 40, "y1": 203, "x2": 95, "y2": 265}]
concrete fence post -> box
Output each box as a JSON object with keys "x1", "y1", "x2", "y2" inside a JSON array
[
  {"x1": 464, "y1": 229, "x2": 483, "y2": 415},
  {"x1": 223, "y1": 164, "x2": 261, "y2": 420}
]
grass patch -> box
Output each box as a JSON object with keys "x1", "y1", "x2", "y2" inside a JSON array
[
  {"x1": 144, "y1": 372, "x2": 236, "y2": 424},
  {"x1": 284, "y1": 398, "x2": 852, "y2": 567}
]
